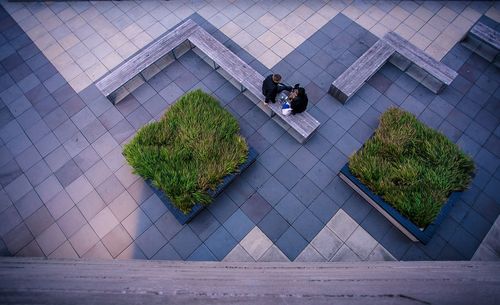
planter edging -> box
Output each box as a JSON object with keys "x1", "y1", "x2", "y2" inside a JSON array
[
  {"x1": 146, "y1": 146, "x2": 258, "y2": 225},
  {"x1": 339, "y1": 163, "x2": 460, "y2": 244}
]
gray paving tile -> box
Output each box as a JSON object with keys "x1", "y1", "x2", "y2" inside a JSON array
[
  {"x1": 141, "y1": 193, "x2": 168, "y2": 223},
  {"x1": 345, "y1": 226, "x2": 378, "y2": 260},
  {"x1": 274, "y1": 161, "x2": 303, "y2": 190},
  {"x1": 75, "y1": 189, "x2": 104, "y2": 221},
  {"x1": 80, "y1": 118, "x2": 107, "y2": 144},
  {"x1": 35, "y1": 222, "x2": 66, "y2": 256},
  {"x1": 0, "y1": 205, "x2": 22, "y2": 236},
  {"x1": 34, "y1": 132, "x2": 60, "y2": 158},
  {"x1": 96, "y1": 174, "x2": 124, "y2": 204},
  {"x1": 256, "y1": 146, "x2": 286, "y2": 175},
  {"x1": 43, "y1": 107, "x2": 69, "y2": 130},
  {"x1": 71, "y1": 107, "x2": 96, "y2": 130},
  {"x1": 61, "y1": 95, "x2": 86, "y2": 117},
  {"x1": 69, "y1": 223, "x2": 99, "y2": 256},
  {"x1": 63, "y1": 132, "x2": 89, "y2": 158},
  {"x1": 169, "y1": 225, "x2": 202, "y2": 260},
  {"x1": 101, "y1": 224, "x2": 133, "y2": 258},
  {"x1": 318, "y1": 119, "x2": 346, "y2": 144},
  {"x1": 272, "y1": 132, "x2": 301, "y2": 159},
  {"x1": 6, "y1": 132, "x2": 31, "y2": 156},
  {"x1": 35, "y1": 175, "x2": 63, "y2": 203},
  {"x1": 321, "y1": 146, "x2": 348, "y2": 173},
  {"x1": 54, "y1": 159, "x2": 83, "y2": 188},
  {"x1": 89, "y1": 207, "x2": 119, "y2": 239},
  {"x1": 82, "y1": 241, "x2": 113, "y2": 259},
  {"x1": 14, "y1": 189, "x2": 43, "y2": 220},
  {"x1": 65, "y1": 175, "x2": 93, "y2": 203},
  {"x1": 3, "y1": 222, "x2": 33, "y2": 254},
  {"x1": 127, "y1": 179, "x2": 153, "y2": 204},
  {"x1": 223, "y1": 244, "x2": 254, "y2": 262},
  {"x1": 291, "y1": 176, "x2": 321, "y2": 207},
  {"x1": 84, "y1": 159, "x2": 112, "y2": 187},
  {"x1": 26, "y1": 120, "x2": 50, "y2": 143},
  {"x1": 73, "y1": 146, "x2": 100, "y2": 172},
  {"x1": 49, "y1": 240, "x2": 78, "y2": 259},
  {"x1": 108, "y1": 190, "x2": 138, "y2": 222},
  {"x1": 109, "y1": 119, "x2": 135, "y2": 144},
  {"x1": 102, "y1": 145, "x2": 126, "y2": 172},
  {"x1": 54, "y1": 119, "x2": 79, "y2": 144},
  {"x1": 5, "y1": 174, "x2": 32, "y2": 203},
  {"x1": 56, "y1": 206, "x2": 86, "y2": 239},
  {"x1": 122, "y1": 206, "x2": 153, "y2": 239},
  {"x1": 98, "y1": 106, "x2": 124, "y2": 130},
  {"x1": 331, "y1": 244, "x2": 362, "y2": 262},
  {"x1": 258, "y1": 119, "x2": 285, "y2": 144},
  {"x1": 289, "y1": 146, "x2": 319, "y2": 174},
  {"x1": 240, "y1": 191, "x2": 272, "y2": 223},
  {"x1": 92, "y1": 132, "x2": 118, "y2": 158}
]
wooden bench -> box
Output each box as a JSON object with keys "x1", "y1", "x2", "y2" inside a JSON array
[
  {"x1": 96, "y1": 19, "x2": 320, "y2": 143},
  {"x1": 95, "y1": 20, "x2": 198, "y2": 104},
  {"x1": 330, "y1": 32, "x2": 458, "y2": 103},
  {"x1": 382, "y1": 32, "x2": 458, "y2": 94},
  {"x1": 461, "y1": 21, "x2": 500, "y2": 67},
  {"x1": 188, "y1": 26, "x2": 319, "y2": 144},
  {"x1": 329, "y1": 40, "x2": 395, "y2": 103}
]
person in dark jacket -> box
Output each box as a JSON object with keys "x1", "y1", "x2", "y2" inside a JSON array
[
  {"x1": 289, "y1": 86, "x2": 308, "y2": 114},
  {"x1": 262, "y1": 74, "x2": 292, "y2": 104}
]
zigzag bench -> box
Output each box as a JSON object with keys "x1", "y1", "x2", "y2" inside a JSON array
[
  {"x1": 330, "y1": 32, "x2": 458, "y2": 103},
  {"x1": 96, "y1": 19, "x2": 319, "y2": 144},
  {"x1": 461, "y1": 20, "x2": 500, "y2": 67}
]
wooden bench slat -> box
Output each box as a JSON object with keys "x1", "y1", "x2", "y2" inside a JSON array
[
  {"x1": 330, "y1": 40, "x2": 395, "y2": 103},
  {"x1": 382, "y1": 32, "x2": 457, "y2": 85},
  {"x1": 470, "y1": 22, "x2": 500, "y2": 50},
  {"x1": 96, "y1": 19, "x2": 198, "y2": 97}
]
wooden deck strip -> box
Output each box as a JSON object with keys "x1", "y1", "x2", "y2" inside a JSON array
[
  {"x1": 96, "y1": 19, "x2": 198, "y2": 97},
  {"x1": 382, "y1": 32, "x2": 457, "y2": 85}
]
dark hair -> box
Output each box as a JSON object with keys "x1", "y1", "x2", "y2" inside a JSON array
[
  {"x1": 297, "y1": 87, "x2": 306, "y2": 96},
  {"x1": 272, "y1": 74, "x2": 282, "y2": 82}
]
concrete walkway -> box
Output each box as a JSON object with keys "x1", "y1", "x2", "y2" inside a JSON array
[{"x1": 0, "y1": 1, "x2": 498, "y2": 262}]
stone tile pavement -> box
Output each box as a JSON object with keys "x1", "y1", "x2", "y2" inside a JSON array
[
  {"x1": 2, "y1": 1, "x2": 499, "y2": 93},
  {"x1": 0, "y1": 1, "x2": 499, "y2": 262}
]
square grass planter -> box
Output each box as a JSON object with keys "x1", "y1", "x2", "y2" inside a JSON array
[
  {"x1": 339, "y1": 163, "x2": 461, "y2": 244},
  {"x1": 146, "y1": 146, "x2": 258, "y2": 225}
]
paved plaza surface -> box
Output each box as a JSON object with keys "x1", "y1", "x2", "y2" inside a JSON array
[{"x1": 0, "y1": 1, "x2": 499, "y2": 262}]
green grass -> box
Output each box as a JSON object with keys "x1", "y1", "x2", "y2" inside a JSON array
[
  {"x1": 348, "y1": 108, "x2": 474, "y2": 228},
  {"x1": 123, "y1": 89, "x2": 248, "y2": 214}
]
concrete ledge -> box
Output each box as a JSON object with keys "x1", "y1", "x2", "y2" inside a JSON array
[{"x1": 0, "y1": 257, "x2": 499, "y2": 305}]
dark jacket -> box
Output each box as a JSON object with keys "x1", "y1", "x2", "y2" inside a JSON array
[
  {"x1": 291, "y1": 89, "x2": 308, "y2": 114},
  {"x1": 262, "y1": 75, "x2": 278, "y2": 103}
]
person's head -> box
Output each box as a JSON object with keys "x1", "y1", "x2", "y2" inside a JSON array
[
  {"x1": 272, "y1": 74, "x2": 282, "y2": 83},
  {"x1": 297, "y1": 87, "x2": 306, "y2": 97}
]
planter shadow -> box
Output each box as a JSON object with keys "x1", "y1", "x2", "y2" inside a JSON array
[
  {"x1": 146, "y1": 146, "x2": 258, "y2": 225},
  {"x1": 339, "y1": 163, "x2": 460, "y2": 244}
]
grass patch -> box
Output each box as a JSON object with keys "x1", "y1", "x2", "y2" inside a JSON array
[
  {"x1": 349, "y1": 108, "x2": 474, "y2": 228},
  {"x1": 123, "y1": 89, "x2": 248, "y2": 214}
]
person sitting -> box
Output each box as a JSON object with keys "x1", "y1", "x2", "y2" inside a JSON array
[
  {"x1": 262, "y1": 74, "x2": 292, "y2": 104},
  {"x1": 288, "y1": 86, "x2": 308, "y2": 115}
]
